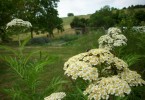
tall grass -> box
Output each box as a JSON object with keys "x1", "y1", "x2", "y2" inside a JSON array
[{"x1": 0, "y1": 39, "x2": 67, "y2": 100}]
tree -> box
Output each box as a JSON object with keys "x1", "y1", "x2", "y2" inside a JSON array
[
  {"x1": 70, "y1": 17, "x2": 88, "y2": 34},
  {"x1": 0, "y1": 0, "x2": 35, "y2": 41},
  {"x1": 89, "y1": 5, "x2": 115, "y2": 29},
  {"x1": 67, "y1": 13, "x2": 74, "y2": 17},
  {"x1": 134, "y1": 10, "x2": 145, "y2": 25},
  {"x1": 70, "y1": 17, "x2": 88, "y2": 28},
  {"x1": 32, "y1": 0, "x2": 63, "y2": 38},
  {"x1": 14, "y1": 0, "x2": 63, "y2": 38},
  {"x1": 118, "y1": 9, "x2": 136, "y2": 29},
  {"x1": 0, "y1": 0, "x2": 15, "y2": 42},
  {"x1": 0, "y1": 0, "x2": 63, "y2": 42}
]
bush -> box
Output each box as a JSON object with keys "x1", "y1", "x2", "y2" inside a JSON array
[
  {"x1": 29, "y1": 37, "x2": 50, "y2": 45},
  {"x1": 67, "y1": 13, "x2": 74, "y2": 17}
]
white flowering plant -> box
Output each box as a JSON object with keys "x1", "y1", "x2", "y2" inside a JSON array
[
  {"x1": 64, "y1": 27, "x2": 145, "y2": 100},
  {"x1": 44, "y1": 92, "x2": 66, "y2": 100},
  {"x1": 98, "y1": 27, "x2": 127, "y2": 51},
  {"x1": 6, "y1": 18, "x2": 32, "y2": 45}
]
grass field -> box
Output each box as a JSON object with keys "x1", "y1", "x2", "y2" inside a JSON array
[{"x1": 0, "y1": 30, "x2": 103, "y2": 99}]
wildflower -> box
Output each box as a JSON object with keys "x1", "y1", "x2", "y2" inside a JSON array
[
  {"x1": 98, "y1": 35, "x2": 114, "y2": 44},
  {"x1": 119, "y1": 68, "x2": 145, "y2": 86},
  {"x1": 98, "y1": 27, "x2": 127, "y2": 50},
  {"x1": 98, "y1": 35, "x2": 114, "y2": 50},
  {"x1": 113, "y1": 57, "x2": 128, "y2": 70},
  {"x1": 88, "y1": 48, "x2": 115, "y2": 65},
  {"x1": 64, "y1": 61, "x2": 98, "y2": 81},
  {"x1": 6, "y1": 18, "x2": 32, "y2": 29},
  {"x1": 84, "y1": 76, "x2": 131, "y2": 100},
  {"x1": 107, "y1": 27, "x2": 121, "y2": 35},
  {"x1": 64, "y1": 49, "x2": 115, "y2": 81},
  {"x1": 44, "y1": 92, "x2": 66, "y2": 100}
]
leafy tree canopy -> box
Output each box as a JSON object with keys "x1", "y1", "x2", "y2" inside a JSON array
[{"x1": 0, "y1": 0, "x2": 63, "y2": 42}]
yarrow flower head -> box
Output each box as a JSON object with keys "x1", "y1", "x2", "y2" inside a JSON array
[
  {"x1": 6, "y1": 18, "x2": 32, "y2": 29},
  {"x1": 44, "y1": 92, "x2": 66, "y2": 100},
  {"x1": 84, "y1": 76, "x2": 131, "y2": 100},
  {"x1": 64, "y1": 48, "x2": 118, "y2": 81},
  {"x1": 98, "y1": 27, "x2": 127, "y2": 50},
  {"x1": 113, "y1": 57, "x2": 128, "y2": 70},
  {"x1": 64, "y1": 27, "x2": 145, "y2": 99},
  {"x1": 64, "y1": 48, "x2": 129, "y2": 81},
  {"x1": 108, "y1": 27, "x2": 122, "y2": 35},
  {"x1": 119, "y1": 68, "x2": 145, "y2": 86},
  {"x1": 64, "y1": 47, "x2": 145, "y2": 99},
  {"x1": 98, "y1": 35, "x2": 113, "y2": 50},
  {"x1": 64, "y1": 61, "x2": 98, "y2": 80}
]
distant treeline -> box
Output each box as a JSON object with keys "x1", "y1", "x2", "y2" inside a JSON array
[
  {"x1": 123, "y1": 4, "x2": 145, "y2": 9},
  {"x1": 70, "y1": 5, "x2": 145, "y2": 33}
]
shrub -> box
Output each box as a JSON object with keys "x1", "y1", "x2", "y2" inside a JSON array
[
  {"x1": 29, "y1": 37, "x2": 50, "y2": 45},
  {"x1": 67, "y1": 13, "x2": 74, "y2": 17},
  {"x1": 59, "y1": 34, "x2": 79, "y2": 42}
]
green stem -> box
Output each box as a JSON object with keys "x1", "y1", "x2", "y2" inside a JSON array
[{"x1": 18, "y1": 34, "x2": 21, "y2": 46}]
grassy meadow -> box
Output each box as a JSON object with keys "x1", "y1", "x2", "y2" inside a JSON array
[
  {"x1": 0, "y1": 23, "x2": 103, "y2": 99},
  {"x1": 1, "y1": 15, "x2": 145, "y2": 100}
]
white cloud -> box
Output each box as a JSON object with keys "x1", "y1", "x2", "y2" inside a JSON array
[{"x1": 57, "y1": 0, "x2": 145, "y2": 17}]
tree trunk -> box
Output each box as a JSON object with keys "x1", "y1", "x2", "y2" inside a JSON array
[{"x1": 49, "y1": 30, "x2": 54, "y2": 38}]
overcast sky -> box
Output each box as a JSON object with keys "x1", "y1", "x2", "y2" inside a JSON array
[{"x1": 57, "y1": 0, "x2": 145, "y2": 17}]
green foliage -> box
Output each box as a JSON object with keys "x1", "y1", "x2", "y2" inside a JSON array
[
  {"x1": 127, "y1": 5, "x2": 145, "y2": 9},
  {"x1": 0, "y1": 0, "x2": 15, "y2": 42},
  {"x1": 67, "y1": 31, "x2": 103, "y2": 52},
  {"x1": 33, "y1": 0, "x2": 63, "y2": 37},
  {"x1": 89, "y1": 5, "x2": 116, "y2": 29},
  {"x1": 120, "y1": 53, "x2": 142, "y2": 67},
  {"x1": 126, "y1": 86, "x2": 145, "y2": 100},
  {"x1": 65, "y1": 79, "x2": 88, "y2": 100},
  {"x1": 0, "y1": 38, "x2": 67, "y2": 100},
  {"x1": 89, "y1": 5, "x2": 145, "y2": 29},
  {"x1": 70, "y1": 17, "x2": 88, "y2": 28},
  {"x1": 43, "y1": 77, "x2": 68, "y2": 97},
  {"x1": 134, "y1": 10, "x2": 145, "y2": 25},
  {"x1": 0, "y1": 0, "x2": 63, "y2": 41}
]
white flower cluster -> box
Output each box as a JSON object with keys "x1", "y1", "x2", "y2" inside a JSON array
[
  {"x1": 113, "y1": 57, "x2": 128, "y2": 70},
  {"x1": 84, "y1": 76, "x2": 131, "y2": 100},
  {"x1": 132, "y1": 26, "x2": 145, "y2": 32},
  {"x1": 119, "y1": 68, "x2": 145, "y2": 86},
  {"x1": 64, "y1": 61, "x2": 98, "y2": 80},
  {"x1": 98, "y1": 27, "x2": 127, "y2": 50},
  {"x1": 6, "y1": 18, "x2": 32, "y2": 29},
  {"x1": 64, "y1": 49, "x2": 129, "y2": 81},
  {"x1": 64, "y1": 47, "x2": 145, "y2": 99},
  {"x1": 64, "y1": 49, "x2": 115, "y2": 81},
  {"x1": 44, "y1": 92, "x2": 66, "y2": 100},
  {"x1": 98, "y1": 35, "x2": 113, "y2": 50},
  {"x1": 108, "y1": 27, "x2": 121, "y2": 35}
]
